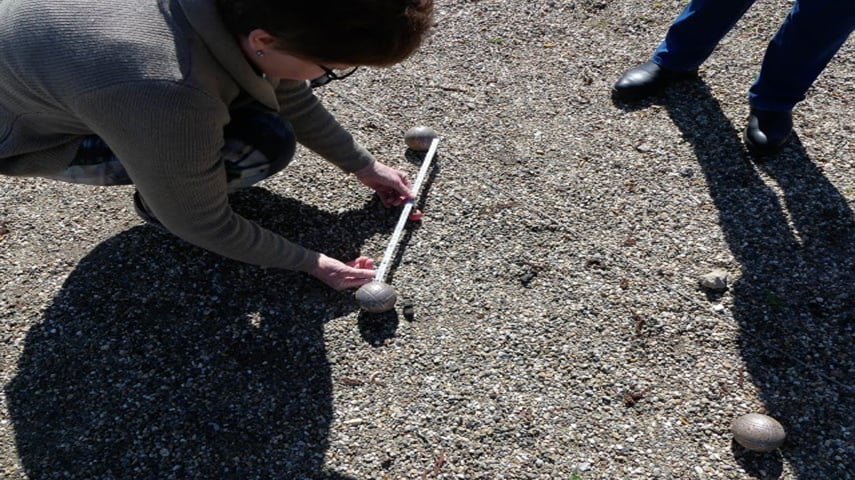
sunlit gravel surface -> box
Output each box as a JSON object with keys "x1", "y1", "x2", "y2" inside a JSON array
[{"x1": 1, "y1": 1, "x2": 853, "y2": 479}]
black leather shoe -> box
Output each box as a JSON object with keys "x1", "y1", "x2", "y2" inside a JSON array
[
  {"x1": 613, "y1": 61, "x2": 698, "y2": 100},
  {"x1": 743, "y1": 109, "x2": 792, "y2": 156}
]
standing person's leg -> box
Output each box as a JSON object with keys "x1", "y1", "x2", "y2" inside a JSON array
[
  {"x1": 614, "y1": 0, "x2": 757, "y2": 99},
  {"x1": 744, "y1": 0, "x2": 854, "y2": 155},
  {"x1": 653, "y1": 0, "x2": 758, "y2": 70},
  {"x1": 749, "y1": 0, "x2": 854, "y2": 112}
]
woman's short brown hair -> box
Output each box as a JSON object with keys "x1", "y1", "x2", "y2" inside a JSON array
[{"x1": 215, "y1": 0, "x2": 434, "y2": 66}]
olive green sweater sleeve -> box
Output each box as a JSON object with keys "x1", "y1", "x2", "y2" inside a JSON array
[
  {"x1": 73, "y1": 81, "x2": 321, "y2": 272},
  {"x1": 276, "y1": 80, "x2": 376, "y2": 173}
]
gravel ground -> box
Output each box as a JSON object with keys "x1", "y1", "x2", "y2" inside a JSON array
[{"x1": 1, "y1": 1, "x2": 853, "y2": 479}]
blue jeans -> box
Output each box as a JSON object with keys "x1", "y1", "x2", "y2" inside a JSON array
[
  {"x1": 652, "y1": 0, "x2": 855, "y2": 111},
  {"x1": 52, "y1": 110, "x2": 296, "y2": 192}
]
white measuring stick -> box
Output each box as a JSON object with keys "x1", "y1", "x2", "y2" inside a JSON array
[{"x1": 374, "y1": 137, "x2": 440, "y2": 282}]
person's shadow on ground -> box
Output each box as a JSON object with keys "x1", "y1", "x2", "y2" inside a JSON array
[
  {"x1": 4, "y1": 187, "x2": 402, "y2": 480},
  {"x1": 618, "y1": 82, "x2": 854, "y2": 478}
]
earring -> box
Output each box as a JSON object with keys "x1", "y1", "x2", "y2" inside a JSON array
[{"x1": 255, "y1": 50, "x2": 264, "y2": 57}]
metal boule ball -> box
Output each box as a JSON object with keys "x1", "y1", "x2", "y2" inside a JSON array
[
  {"x1": 404, "y1": 126, "x2": 438, "y2": 152},
  {"x1": 731, "y1": 413, "x2": 786, "y2": 452},
  {"x1": 355, "y1": 281, "x2": 398, "y2": 313}
]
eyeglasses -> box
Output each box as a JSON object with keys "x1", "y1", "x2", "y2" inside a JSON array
[{"x1": 310, "y1": 65, "x2": 359, "y2": 88}]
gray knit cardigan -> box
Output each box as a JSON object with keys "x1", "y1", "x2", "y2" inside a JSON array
[{"x1": 0, "y1": 0, "x2": 376, "y2": 272}]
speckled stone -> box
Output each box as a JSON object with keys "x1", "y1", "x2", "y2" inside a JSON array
[
  {"x1": 404, "y1": 126, "x2": 438, "y2": 151},
  {"x1": 699, "y1": 269, "x2": 731, "y2": 291},
  {"x1": 355, "y1": 281, "x2": 398, "y2": 312},
  {"x1": 731, "y1": 413, "x2": 786, "y2": 452}
]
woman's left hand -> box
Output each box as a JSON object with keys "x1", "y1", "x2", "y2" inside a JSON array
[
  {"x1": 354, "y1": 160, "x2": 415, "y2": 207},
  {"x1": 309, "y1": 254, "x2": 376, "y2": 290}
]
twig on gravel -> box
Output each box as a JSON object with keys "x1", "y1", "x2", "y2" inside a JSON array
[
  {"x1": 368, "y1": 371, "x2": 386, "y2": 386},
  {"x1": 623, "y1": 388, "x2": 648, "y2": 407},
  {"x1": 338, "y1": 372, "x2": 386, "y2": 387},
  {"x1": 415, "y1": 83, "x2": 469, "y2": 93},
  {"x1": 339, "y1": 377, "x2": 365, "y2": 386},
  {"x1": 629, "y1": 308, "x2": 645, "y2": 338},
  {"x1": 419, "y1": 451, "x2": 446, "y2": 479}
]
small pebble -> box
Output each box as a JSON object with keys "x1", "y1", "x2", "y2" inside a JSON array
[
  {"x1": 401, "y1": 299, "x2": 415, "y2": 320},
  {"x1": 699, "y1": 269, "x2": 730, "y2": 291},
  {"x1": 520, "y1": 271, "x2": 536, "y2": 286}
]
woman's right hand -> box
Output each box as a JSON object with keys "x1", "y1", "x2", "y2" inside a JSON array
[{"x1": 309, "y1": 254, "x2": 376, "y2": 290}]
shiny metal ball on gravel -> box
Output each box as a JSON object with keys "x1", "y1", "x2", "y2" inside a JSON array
[
  {"x1": 355, "y1": 281, "x2": 398, "y2": 313},
  {"x1": 731, "y1": 413, "x2": 786, "y2": 452},
  {"x1": 404, "y1": 126, "x2": 438, "y2": 151}
]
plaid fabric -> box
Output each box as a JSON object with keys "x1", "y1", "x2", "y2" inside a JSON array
[
  {"x1": 46, "y1": 136, "x2": 132, "y2": 186},
  {"x1": 50, "y1": 111, "x2": 295, "y2": 193},
  {"x1": 221, "y1": 110, "x2": 295, "y2": 192}
]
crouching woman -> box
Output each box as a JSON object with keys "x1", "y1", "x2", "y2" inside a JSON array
[{"x1": 0, "y1": 0, "x2": 433, "y2": 290}]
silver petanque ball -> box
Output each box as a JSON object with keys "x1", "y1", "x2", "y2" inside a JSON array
[
  {"x1": 355, "y1": 281, "x2": 398, "y2": 313},
  {"x1": 404, "y1": 126, "x2": 438, "y2": 151},
  {"x1": 731, "y1": 413, "x2": 786, "y2": 452}
]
